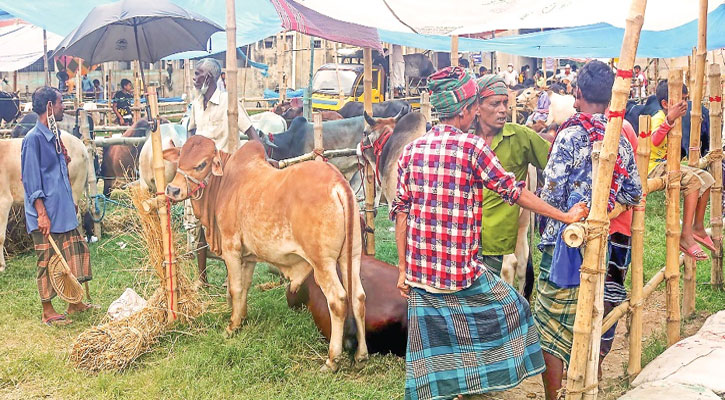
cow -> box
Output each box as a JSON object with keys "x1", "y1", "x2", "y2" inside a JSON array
[
  {"x1": 100, "y1": 120, "x2": 150, "y2": 197},
  {"x1": 0, "y1": 131, "x2": 90, "y2": 272},
  {"x1": 249, "y1": 111, "x2": 287, "y2": 136},
  {"x1": 337, "y1": 100, "x2": 411, "y2": 119},
  {"x1": 280, "y1": 107, "x2": 343, "y2": 123},
  {"x1": 271, "y1": 97, "x2": 303, "y2": 116},
  {"x1": 358, "y1": 111, "x2": 427, "y2": 207},
  {"x1": 516, "y1": 87, "x2": 576, "y2": 126},
  {"x1": 259, "y1": 116, "x2": 366, "y2": 183},
  {"x1": 138, "y1": 123, "x2": 187, "y2": 192},
  {"x1": 0, "y1": 91, "x2": 20, "y2": 125},
  {"x1": 163, "y1": 137, "x2": 368, "y2": 371},
  {"x1": 403, "y1": 53, "x2": 436, "y2": 85}
]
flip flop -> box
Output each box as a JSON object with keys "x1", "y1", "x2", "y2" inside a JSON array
[
  {"x1": 42, "y1": 314, "x2": 72, "y2": 326},
  {"x1": 680, "y1": 243, "x2": 708, "y2": 261},
  {"x1": 693, "y1": 233, "x2": 717, "y2": 252}
]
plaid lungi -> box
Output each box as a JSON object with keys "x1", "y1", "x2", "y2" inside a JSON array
[
  {"x1": 533, "y1": 247, "x2": 579, "y2": 364},
  {"x1": 479, "y1": 255, "x2": 503, "y2": 276},
  {"x1": 405, "y1": 266, "x2": 545, "y2": 400},
  {"x1": 601, "y1": 233, "x2": 632, "y2": 358},
  {"x1": 32, "y1": 229, "x2": 92, "y2": 302}
]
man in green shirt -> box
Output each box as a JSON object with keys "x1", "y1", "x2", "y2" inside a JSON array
[{"x1": 475, "y1": 75, "x2": 551, "y2": 298}]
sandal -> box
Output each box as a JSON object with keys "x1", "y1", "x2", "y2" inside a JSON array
[
  {"x1": 43, "y1": 314, "x2": 72, "y2": 326},
  {"x1": 680, "y1": 243, "x2": 708, "y2": 261},
  {"x1": 693, "y1": 233, "x2": 717, "y2": 252}
]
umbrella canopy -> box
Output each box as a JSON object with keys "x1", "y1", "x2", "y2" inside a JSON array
[{"x1": 53, "y1": 0, "x2": 222, "y2": 64}]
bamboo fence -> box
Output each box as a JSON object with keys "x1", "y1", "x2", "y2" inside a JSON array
[
  {"x1": 565, "y1": 0, "x2": 647, "y2": 398},
  {"x1": 709, "y1": 64, "x2": 724, "y2": 288}
]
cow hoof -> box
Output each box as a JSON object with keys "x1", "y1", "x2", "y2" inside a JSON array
[
  {"x1": 320, "y1": 359, "x2": 339, "y2": 373},
  {"x1": 354, "y1": 352, "x2": 369, "y2": 365},
  {"x1": 223, "y1": 325, "x2": 239, "y2": 339},
  {"x1": 0, "y1": 265, "x2": 5, "y2": 273}
]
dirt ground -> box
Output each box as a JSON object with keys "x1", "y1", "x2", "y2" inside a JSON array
[{"x1": 471, "y1": 290, "x2": 708, "y2": 400}]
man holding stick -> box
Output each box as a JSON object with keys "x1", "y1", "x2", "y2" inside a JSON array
[
  {"x1": 392, "y1": 66, "x2": 588, "y2": 400},
  {"x1": 534, "y1": 61, "x2": 642, "y2": 400},
  {"x1": 21, "y1": 87, "x2": 95, "y2": 326}
]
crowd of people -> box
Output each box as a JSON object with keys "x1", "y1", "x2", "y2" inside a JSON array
[{"x1": 20, "y1": 55, "x2": 711, "y2": 400}]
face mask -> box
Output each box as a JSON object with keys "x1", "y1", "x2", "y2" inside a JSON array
[
  {"x1": 199, "y1": 76, "x2": 210, "y2": 95},
  {"x1": 507, "y1": 67, "x2": 513, "y2": 72}
]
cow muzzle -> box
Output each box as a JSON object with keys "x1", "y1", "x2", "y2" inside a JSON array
[{"x1": 166, "y1": 185, "x2": 183, "y2": 201}]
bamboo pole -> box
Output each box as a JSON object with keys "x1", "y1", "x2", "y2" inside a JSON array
[
  {"x1": 277, "y1": 148, "x2": 357, "y2": 168},
  {"x1": 225, "y1": 0, "x2": 240, "y2": 152},
  {"x1": 420, "y1": 92, "x2": 432, "y2": 123},
  {"x1": 565, "y1": 1, "x2": 648, "y2": 398},
  {"x1": 313, "y1": 112, "x2": 323, "y2": 161},
  {"x1": 184, "y1": 59, "x2": 192, "y2": 103},
  {"x1": 363, "y1": 48, "x2": 376, "y2": 256},
  {"x1": 148, "y1": 89, "x2": 178, "y2": 323},
  {"x1": 665, "y1": 69, "x2": 684, "y2": 346},
  {"x1": 709, "y1": 63, "x2": 724, "y2": 289},
  {"x1": 43, "y1": 29, "x2": 50, "y2": 86},
  {"x1": 627, "y1": 114, "x2": 651, "y2": 381},
  {"x1": 12, "y1": 70, "x2": 17, "y2": 93},
  {"x1": 584, "y1": 142, "x2": 604, "y2": 400},
  {"x1": 76, "y1": 58, "x2": 82, "y2": 109},
  {"x1": 450, "y1": 35, "x2": 459, "y2": 67},
  {"x1": 277, "y1": 32, "x2": 287, "y2": 103},
  {"x1": 133, "y1": 61, "x2": 141, "y2": 122},
  {"x1": 79, "y1": 110, "x2": 101, "y2": 239}
]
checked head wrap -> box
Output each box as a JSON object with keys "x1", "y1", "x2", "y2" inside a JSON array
[
  {"x1": 428, "y1": 66, "x2": 478, "y2": 119},
  {"x1": 476, "y1": 74, "x2": 508, "y2": 99}
]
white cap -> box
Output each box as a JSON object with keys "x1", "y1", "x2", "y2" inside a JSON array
[{"x1": 565, "y1": 64, "x2": 571, "y2": 68}]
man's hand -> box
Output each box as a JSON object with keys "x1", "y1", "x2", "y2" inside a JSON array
[
  {"x1": 563, "y1": 202, "x2": 589, "y2": 224},
  {"x1": 666, "y1": 100, "x2": 688, "y2": 126},
  {"x1": 37, "y1": 212, "x2": 50, "y2": 236},
  {"x1": 396, "y1": 269, "x2": 410, "y2": 299}
]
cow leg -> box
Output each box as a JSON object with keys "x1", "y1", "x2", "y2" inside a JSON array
[
  {"x1": 222, "y1": 248, "x2": 254, "y2": 336},
  {"x1": 314, "y1": 262, "x2": 348, "y2": 372},
  {"x1": 338, "y1": 249, "x2": 368, "y2": 365},
  {"x1": 0, "y1": 196, "x2": 10, "y2": 272},
  {"x1": 197, "y1": 228, "x2": 208, "y2": 284}
]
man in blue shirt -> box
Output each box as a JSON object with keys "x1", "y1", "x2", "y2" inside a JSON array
[{"x1": 21, "y1": 86, "x2": 94, "y2": 326}]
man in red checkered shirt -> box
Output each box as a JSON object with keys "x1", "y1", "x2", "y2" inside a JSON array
[{"x1": 392, "y1": 66, "x2": 588, "y2": 400}]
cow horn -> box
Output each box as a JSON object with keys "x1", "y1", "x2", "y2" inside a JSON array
[
  {"x1": 393, "y1": 107, "x2": 406, "y2": 122},
  {"x1": 364, "y1": 111, "x2": 376, "y2": 127},
  {"x1": 260, "y1": 132, "x2": 279, "y2": 149}
]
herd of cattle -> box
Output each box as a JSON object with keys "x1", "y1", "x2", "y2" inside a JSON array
[{"x1": 0, "y1": 86, "x2": 716, "y2": 369}]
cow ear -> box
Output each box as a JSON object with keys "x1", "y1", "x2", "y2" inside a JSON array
[
  {"x1": 162, "y1": 147, "x2": 180, "y2": 163},
  {"x1": 211, "y1": 152, "x2": 224, "y2": 176}
]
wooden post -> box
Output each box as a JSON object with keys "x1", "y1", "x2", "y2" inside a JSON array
[
  {"x1": 79, "y1": 110, "x2": 101, "y2": 239},
  {"x1": 565, "y1": 1, "x2": 648, "y2": 398},
  {"x1": 313, "y1": 112, "x2": 323, "y2": 160},
  {"x1": 709, "y1": 63, "x2": 724, "y2": 289},
  {"x1": 148, "y1": 89, "x2": 178, "y2": 323},
  {"x1": 225, "y1": 0, "x2": 240, "y2": 152},
  {"x1": 653, "y1": 58, "x2": 660, "y2": 90},
  {"x1": 76, "y1": 58, "x2": 82, "y2": 109},
  {"x1": 450, "y1": 35, "x2": 459, "y2": 67},
  {"x1": 133, "y1": 61, "x2": 141, "y2": 122},
  {"x1": 628, "y1": 114, "x2": 651, "y2": 382},
  {"x1": 184, "y1": 59, "x2": 193, "y2": 102},
  {"x1": 43, "y1": 29, "x2": 50, "y2": 86},
  {"x1": 363, "y1": 48, "x2": 376, "y2": 256},
  {"x1": 277, "y1": 32, "x2": 287, "y2": 103},
  {"x1": 12, "y1": 70, "x2": 17, "y2": 93},
  {"x1": 509, "y1": 90, "x2": 517, "y2": 123},
  {"x1": 543, "y1": 57, "x2": 548, "y2": 86},
  {"x1": 665, "y1": 69, "x2": 684, "y2": 346},
  {"x1": 420, "y1": 92, "x2": 432, "y2": 123}
]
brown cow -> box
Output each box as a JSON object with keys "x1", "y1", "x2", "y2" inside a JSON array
[
  {"x1": 281, "y1": 107, "x2": 344, "y2": 122},
  {"x1": 163, "y1": 137, "x2": 368, "y2": 371},
  {"x1": 286, "y1": 217, "x2": 408, "y2": 356},
  {"x1": 100, "y1": 119, "x2": 149, "y2": 197}
]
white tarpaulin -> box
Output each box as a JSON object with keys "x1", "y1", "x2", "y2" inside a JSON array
[
  {"x1": 298, "y1": 0, "x2": 725, "y2": 34},
  {"x1": 0, "y1": 23, "x2": 63, "y2": 71}
]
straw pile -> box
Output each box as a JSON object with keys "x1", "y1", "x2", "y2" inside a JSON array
[
  {"x1": 99, "y1": 188, "x2": 141, "y2": 235},
  {"x1": 70, "y1": 186, "x2": 204, "y2": 372},
  {"x1": 4, "y1": 205, "x2": 33, "y2": 255}
]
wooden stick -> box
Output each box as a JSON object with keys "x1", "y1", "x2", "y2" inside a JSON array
[
  {"x1": 76, "y1": 58, "x2": 82, "y2": 109},
  {"x1": 133, "y1": 61, "x2": 141, "y2": 122},
  {"x1": 565, "y1": 1, "x2": 648, "y2": 398},
  {"x1": 277, "y1": 148, "x2": 358, "y2": 169},
  {"x1": 665, "y1": 69, "x2": 684, "y2": 346},
  {"x1": 709, "y1": 64, "x2": 724, "y2": 289},
  {"x1": 628, "y1": 114, "x2": 651, "y2": 381},
  {"x1": 79, "y1": 110, "x2": 101, "y2": 239},
  {"x1": 148, "y1": 89, "x2": 178, "y2": 323},
  {"x1": 363, "y1": 48, "x2": 376, "y2": 256},
  {"x1": 313, "y1": 113, "x2": 323, "y2": 161},
  {"x1": 226, "y1": 0, "x2": 240, "y2": 153},
  {"x1": 450, "y1": 35, "x2": 459, "y2": 67},
  {"x1": 277, "y1": 32, "x2": 287, "y2": 103},
  {"x1": 420, "y1": 92, "x2": 432, "y2": 123},
  {"x1": 43, "y1": 29, "x2": 49, "y2": 86}
]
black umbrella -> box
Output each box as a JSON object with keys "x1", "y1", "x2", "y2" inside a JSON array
[{"x1": 54, "y1": 0, "x2": 222, "y2": 105}]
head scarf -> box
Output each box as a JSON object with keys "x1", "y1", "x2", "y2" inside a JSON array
[
  {"x1": 476, "y1": 74, "x2": 508, "y2": 99},
  {"x1": 428, "y1": 66, "x2": 478, "y2": 118}
]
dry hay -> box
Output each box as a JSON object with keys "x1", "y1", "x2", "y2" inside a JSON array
[
  {"x1": 4, "y1": 205, "x2": 33, "y2": 255},
  {"x1": 70, "y1": 186, "x2": 204, "y2": 372},
  {"x1": 98, "y1": 188, "x2": 140, "y2": 235}
]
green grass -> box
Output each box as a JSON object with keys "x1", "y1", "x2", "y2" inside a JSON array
[{"x1": 1, "y1": 194, "x2": 724, "y2": 399}]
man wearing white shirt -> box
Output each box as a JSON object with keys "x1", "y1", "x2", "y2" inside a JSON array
[{"x1": 501, "y1": 62, "x2": 518, "y2": 88}]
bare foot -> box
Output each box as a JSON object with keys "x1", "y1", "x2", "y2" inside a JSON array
[
  {"x1": 679, "y1": 232, "x2": 699, "y2": 251},
  {"x1": 67, "y1": 302, "x2": 99, "y2": 315}
]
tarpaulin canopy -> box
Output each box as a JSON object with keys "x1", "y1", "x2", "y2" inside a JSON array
[{"x1": 0, "y1": 23, "x2": 63, "y2": 71}]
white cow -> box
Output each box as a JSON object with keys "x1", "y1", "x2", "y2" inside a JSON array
[
  {"x1": 0, "y1": 131, "x2": 90, "y2": 272},
  {"x1": 138, "y1": 124, "x2": 188, "y2": 192},
  {"x1": 249, "y1": 111, "x2": 287, "y2": 135},
  {"x1": 501, "y1": 165, "x2": 537, "y2": 296},
  {"x1": 517, "y1": 87, "x2": 576, "y2": 126}
]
